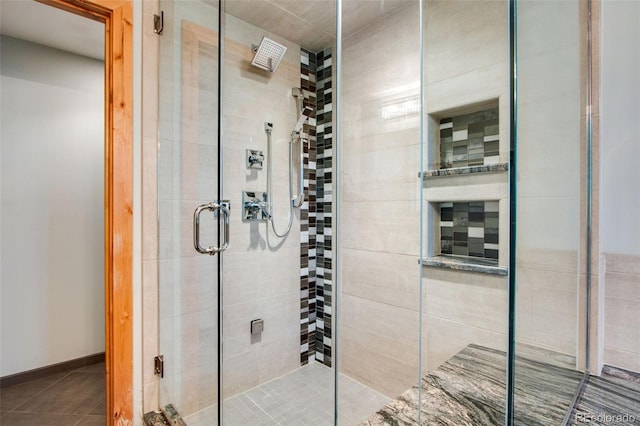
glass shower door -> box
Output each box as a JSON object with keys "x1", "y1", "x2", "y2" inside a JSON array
[
  {"x1": 513, "y1": 0, "x2": 586, "y2": 423},
  {"x1": 218, "y1": 6, "x2": 335, "y2": 424},
  {"x1": 155, "y1": 0, "x2": 340, "y2": 423},
  {"x1": 157, "y1": 1, "x2": 221, "y2": 423}
]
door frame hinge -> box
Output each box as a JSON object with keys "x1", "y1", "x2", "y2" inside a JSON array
[
  {"x1": 154, "y1": 355, "x2": 164, "y2": 378},
  {"x1": 154, "y1": 11, "x2": 164, "y2": 35}
]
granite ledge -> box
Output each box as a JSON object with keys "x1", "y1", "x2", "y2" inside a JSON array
[
  {"x1": 420, "y1": 163, "x2": 509, "y2": 179},
  {"x1": 143, "y1": 404, "x2": 186, "y2": 426},
  {"x1": 420, "y1": 255, "x2": 508, "y2": 276}
]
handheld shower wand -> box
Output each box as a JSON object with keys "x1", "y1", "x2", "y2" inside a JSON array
[
  {"x1": 265, "y1": 94, "x2": 313, "y2": 237},
  {"x1": 292, "y1": 106, "x2": 313, "y2": 136}
]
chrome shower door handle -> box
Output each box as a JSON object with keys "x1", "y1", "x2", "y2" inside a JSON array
[
  {"x1": 218, "y1": 202, "x2": 230, "y2": 252},
  {"x1": 193, "y1": 201, "x2": 230, "y2": 255},
  {"x1": 194, "y1": 203, "x2": 217, "y2": 255}
]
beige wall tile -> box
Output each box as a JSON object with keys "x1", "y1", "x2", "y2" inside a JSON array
[
  {"x1": 424, "y1": 271, "x2": 508, "y2": 333},
  {"x1": 222, "y1": 350, "x2": 260, "y2": 398},
  {"x1": 259, "y1": 340, "x2": 300, "y2": 384},
  {"x1": 342, "y1": 144, "x2": 420, "y2": 203},
  {"x1": 338, "y1": 294, "x2": 420, "y2": 396},
  {"x1": 425, "y1": 0, "x2": 507, "y2": 85},
  {"x1": 604, "y1": 254, "x2": 640, "y2": 371},
  {"x1": 339, "y1": 293, "x2": 420, "y2": 396},
  {"x1": 605, "y1": 272, "x2": 640, "y2": 302},
  {"x1": 340, "y1": 336, "x2": 419, "y2": 398},
  {"x1": 341, "y1": 200, "x2": 420, "y2": 256},
  {"x1": 223, "y1": 301, "x2": 261, "y2": 358},
  {"x1": 341, "y1": 249, "x2": 420, "y2": 311},
  {"x1": 603, "y1": 348, "x2": 640, "y2": 374},
  {"x1": 516, "y1": 248, "x2": 579, "y2": 274},
  {"x1": 423, "y1": 315, "x2": 507, "y2": 373},
  {"x1": 518, "y1": 196, "x2": 581, "y2": 252},
  {"x1": 223, "y1": 252, "x2": 263, "y2": 306},
  {"x1": 605, "y1": 253, "x2": 640, "y2": 276},
  {"x1": 425, "y1": 62, "x2": 506, "y2": 115},
  {"x1": 142, "y1": 136, "x2": 159, "y2": 262},
  {"x1": 515, "y1": 266, "x2": 579, "y2": 355},
  {"x1": 142, "y1": 261, "x2": 159, "y2": 387},
  {"x1": 143, "y1": 382, "x2": 159, "y2": 413}
]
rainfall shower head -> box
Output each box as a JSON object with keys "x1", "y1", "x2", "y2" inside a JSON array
[
  {"x1": 251, "y1": 37, "x2": 287, "y2": 72},
  {"x1": 292, "y1": 106, "x2": 313, "y2": 135}
]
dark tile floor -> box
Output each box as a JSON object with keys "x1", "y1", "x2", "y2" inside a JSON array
[{"x1": 0, "y1": 362, "x2": 105, "y2": 426}]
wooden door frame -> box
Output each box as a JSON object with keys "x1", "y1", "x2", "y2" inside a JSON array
[{"x1": 36, "y1": 0, "x2": 133, "y2": 424}]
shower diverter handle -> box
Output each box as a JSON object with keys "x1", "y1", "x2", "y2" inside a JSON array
[{"x1": 193, "y1": 201, "x2": 230, "y2": 255}]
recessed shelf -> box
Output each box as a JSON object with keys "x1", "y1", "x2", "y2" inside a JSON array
[
  {"x1": 420, "y1": 163, "x2": 509, "y2": 180},
  {"x1": 419, "y1": 255, "x2": 508, "y2": 276}
]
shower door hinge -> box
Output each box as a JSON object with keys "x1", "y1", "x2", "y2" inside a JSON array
[
  {"x1": 154, "y1": 355, "x2": 164, "y2": 378},
  {"x1": 154, "y1": 11, "x2": 164, "y2": 35},
  {"x1": 218, "y1": 200, "x2": 231, "y2": 214}
]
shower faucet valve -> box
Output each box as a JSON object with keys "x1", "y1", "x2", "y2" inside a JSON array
[
  {"x1": 246, "y1": 149, "x2": 264, "y2": 169},
  {"x1": 242, "y1": 191, "x2": 270, "y2": 221}
]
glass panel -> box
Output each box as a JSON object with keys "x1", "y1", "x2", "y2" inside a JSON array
[
  {"x1": 219, "y1": 1, "x2": 336, "y2": 424},
  {"x1": 421, "y1": 0, "x2": 509, "y2": 423},
  {"x1": 157, "y1": 1, "x2": 220, "y2": 422},
  {"x1": 337, "y1": 1, "x2": 422, "y2": 424},
  {"x1": 514, "y1": 0, "x2": 585, "y2": 423},
  {"x1": 578, "y1": 0, "x2": 640, "y2": 423}
]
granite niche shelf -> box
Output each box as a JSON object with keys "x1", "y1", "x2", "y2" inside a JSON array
[
  {"x1": 420, "y1": 255, "x2": 508, "y2": 276},
  {"x1": 420, "y1": 163, "x2": 509, "y2": 180}
]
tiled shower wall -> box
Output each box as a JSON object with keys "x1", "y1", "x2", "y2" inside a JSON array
[
  {"x1": 340, "y1": 2, "x2": 422, "y2": 397},
  {"x1": 603, "y1": 253, "x2": 640, "y2": 373},
  {"x1": 422, "y1": 0, "x2": 510, "y2": 377},
  {"x1": 300, "y1": 48, "x2": 333, "y2": 367}
]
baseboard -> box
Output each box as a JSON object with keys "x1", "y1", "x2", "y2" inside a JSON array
[{"x1": 0, "y1": 352, "x2": 105, "y2": 388}]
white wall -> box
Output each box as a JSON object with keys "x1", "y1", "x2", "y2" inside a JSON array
[
  {"x1": 0, "y1": 36, "x2": 105, "y2": 376},
  {"x1": 600, "y1": 0, "x2": 640, "y2": 256}
]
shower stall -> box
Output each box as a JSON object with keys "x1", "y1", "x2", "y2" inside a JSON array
[{"x1": 142, "y1": 0, "x2": 640, "y2": 424}]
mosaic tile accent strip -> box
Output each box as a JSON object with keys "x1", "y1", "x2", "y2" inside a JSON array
[
  {"x1": 440, "y1": 201, "x2": 499, "y2": 261},
  {"x1": 299, "y1": 48, "x2": 332, "y2": 368},
  {"x1": 299, "y1": 48, "x2": 317, "y2": 366},
  {"x1": 314, "y1": 48, "x2": 333, "y2": 367},
  {"x1": 439, "y1": 106, "x2": 499, "y2": 169}
]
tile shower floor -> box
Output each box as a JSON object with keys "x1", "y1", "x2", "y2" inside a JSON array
[
  {"x1": 0, "y1": 362, "x2": 105, "y2": 426},
  {"x1": 183, "y1": 362, "x2": 391, "y2": 426}
]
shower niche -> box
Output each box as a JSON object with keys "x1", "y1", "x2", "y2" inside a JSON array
[{"x1": 422, "y1": 99, "x2": 508, "y2": 275}]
